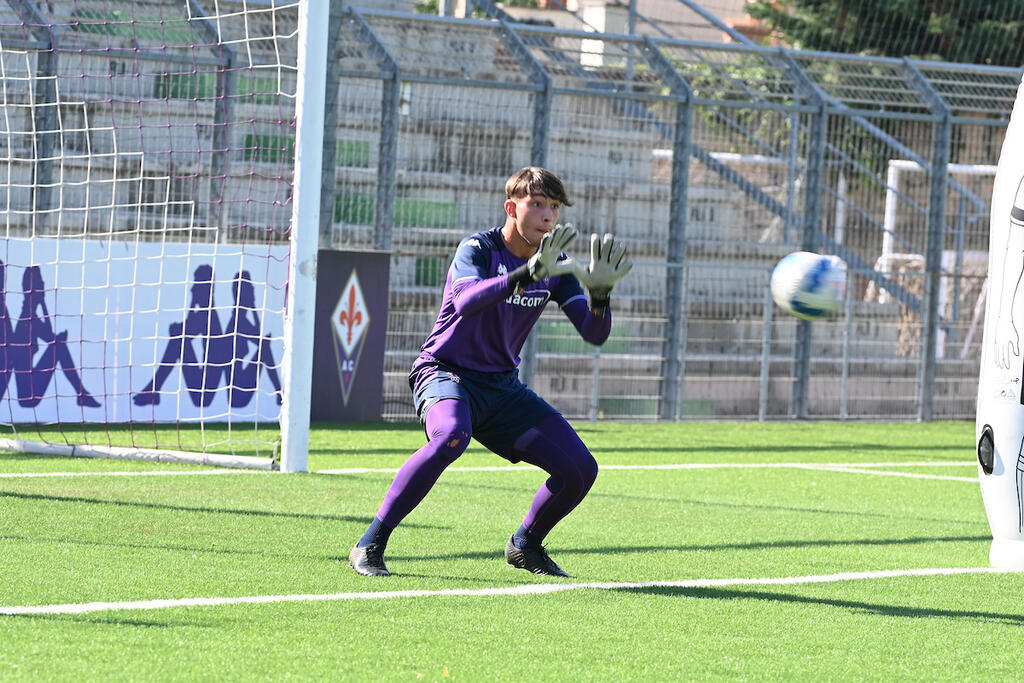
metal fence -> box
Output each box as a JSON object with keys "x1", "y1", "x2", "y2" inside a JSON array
[
  {"x1": 329, "y1": 7, "x2": 1020, "y2": 422},
  {"x1": 2, "y1": 1, "x2": 1018, "y2": 424}
]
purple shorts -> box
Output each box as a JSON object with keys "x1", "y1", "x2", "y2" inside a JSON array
[{"x1": 408, "y1": 359, "x2": 559, "y2": 461}]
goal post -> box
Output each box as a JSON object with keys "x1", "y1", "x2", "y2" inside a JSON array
[
  {"x1": 280, "y1": 0, "x2": 329, "y2": 473},
  {"x1": 0, "y1": 1, "x2": 320, "y2": 470}
]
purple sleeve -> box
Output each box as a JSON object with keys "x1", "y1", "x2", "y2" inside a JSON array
[
  {"x1": 562, "y1": 296, "x2": 611, "y2": 346},
  {"x1": 445, "y1": 235, "x2": 515, "y2": 318},
  {"x1": 451, "y1": 275, "x2": 515, "y2": 318}
]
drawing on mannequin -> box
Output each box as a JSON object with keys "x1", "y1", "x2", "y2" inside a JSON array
[{"x1": 993, "y1": 176, "x2": 1024, "y2": 383}]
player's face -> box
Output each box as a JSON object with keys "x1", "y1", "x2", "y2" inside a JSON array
[{"x1": 507, "y1": 193, "x2": 560, "y2": 250}]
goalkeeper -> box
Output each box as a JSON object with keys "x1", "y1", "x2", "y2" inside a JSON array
[{"x1": 350, "y1": 166, "x2": 631, "y2": 578}]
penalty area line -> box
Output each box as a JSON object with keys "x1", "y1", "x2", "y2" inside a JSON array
[{"x1": 1, "y1": 566, "x2": 1018, "y2": 616}]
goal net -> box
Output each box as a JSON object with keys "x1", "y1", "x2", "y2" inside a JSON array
[{"x1": 0, "y1": 1, "x2": 309, "y2": 468}]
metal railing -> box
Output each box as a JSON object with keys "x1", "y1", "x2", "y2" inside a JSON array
[{"x1": 329, "y1": 8, "x2": 1018, "y2": 422}]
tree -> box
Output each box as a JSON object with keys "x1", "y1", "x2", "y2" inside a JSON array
[{"x1": 746, "y1": 0, "x2": 1024, "y2": 66}]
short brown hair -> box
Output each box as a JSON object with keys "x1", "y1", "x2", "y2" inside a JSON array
[{"x1": 504, "y1": 167, "x2": 573, "y2": 206}]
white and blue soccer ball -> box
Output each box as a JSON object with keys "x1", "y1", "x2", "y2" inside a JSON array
[{"x1": 770, "y1": 251, "x2": 847, "y2": 321}]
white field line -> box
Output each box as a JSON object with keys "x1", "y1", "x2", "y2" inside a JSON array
[
  {"x1": 319, "y1": 461, "x2": 975, "y2": 475},
  {"x1": 0, "y1": 462, "x2": 975, "y2": 479},
  {"x1": 1, "y1": 566, "x2": 1018, "y2": 616},
  {"x1": 319, "y1": 462, "x2": 980, "y2": 483},
  {"x1": 803, "y1": 465, "x2": 977, "y2": 483},
  {"x1": 0, "y1": 469, "x2": 268, "y2": 479}
]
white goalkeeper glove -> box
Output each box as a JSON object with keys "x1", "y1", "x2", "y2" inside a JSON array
[
  {"x1": 577, "y1": 232, "x2": 632, "y2": 316},
  {"x1": 509, "y1": 223, "x2": 578, "y2": 290}
]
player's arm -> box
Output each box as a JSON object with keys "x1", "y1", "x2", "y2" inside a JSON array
[
  {"x1": 451, "y1": 226, "x2": 578, "y2": 318},
  {"x1": 552, "y1": 269, "x2": 611, "y2": 346},
  {"x1": 562, "y1": 295, "x2": 611, "y2": 346},
  {"x1": 448, "y1": 237, "x2": 512, "y2": 318},
  {"x1": 451, "y1": 276, "x2": 515, "y2": 318}
]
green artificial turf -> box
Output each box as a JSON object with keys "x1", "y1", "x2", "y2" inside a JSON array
[{"x1": 2, "y1": 420, "x2": 1016, "y2": 680}]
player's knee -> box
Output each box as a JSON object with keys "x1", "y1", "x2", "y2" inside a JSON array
[
  {"x1": 581, "y1": 453, "x2": 599, "y2": 486},
  {"x1": 563, "y1": 451, "x2": 598, "y2": 496},
  {"x1": 428, "y1": 425, "x2": 471, "y2": 463},
  {"x1": 576, "y1": 453, "x2": 599, "y2": 490}
]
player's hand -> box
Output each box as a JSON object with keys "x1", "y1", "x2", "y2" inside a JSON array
[
  {"x1": 578, "y1": 232, "x2": 632, "y2": 315},
  {"x1": 527, "y1": 223, "x2": 578, "y2": 281}
]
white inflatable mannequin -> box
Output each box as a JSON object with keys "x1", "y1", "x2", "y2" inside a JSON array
[{"x1": 977, "y1": 74, "x2": 1024, "y2": 568}]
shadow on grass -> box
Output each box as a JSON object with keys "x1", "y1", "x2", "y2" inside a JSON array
[
  {"x1": 587, "y1": 444, "x2": 971, "y2": 457},
  {"x1": 3, "y1": 533, "x2": 334, "y2": 561},
  {"x1": 387, "y1": 534, "x2": 990, "y2": 563},
  {"x1": 615, "y1": 585, "x2": 1024, "y2": 625},
  {"x1": 433, "y1": 478, "x2": 987, "y2": 527},
  {"x1": 5, "y1": 613, "x2": 190, "y2": 627},
  {"x1": 0, "y1": 490, "x2": 447, "y2": 530}
]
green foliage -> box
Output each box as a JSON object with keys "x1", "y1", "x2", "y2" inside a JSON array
[
  {"x1": 668, "y1": 53, "x2": 799, "y2": 155},
  {"x1": 747, "y1": 0, "x2": 1024, "y2": 65}
]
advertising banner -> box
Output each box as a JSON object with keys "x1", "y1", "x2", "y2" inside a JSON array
[
  {"x1": 311, "y1": 250, "x2": 390, "y2": 422},
  {"x1": 0, "y1": 238, "x2": 288, "y2": 423}
]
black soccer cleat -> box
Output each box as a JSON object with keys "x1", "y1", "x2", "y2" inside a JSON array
[
  {"x1": 504, "y1": 535, "x2": 571, "y2": 578},
  {"x1": 349, "y1": 543, "x2": 391, "y2": 577}
]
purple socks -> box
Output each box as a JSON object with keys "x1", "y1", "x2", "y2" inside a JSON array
[{"x1": 363, "y1": 402, "x2": 597, "y2": 549}]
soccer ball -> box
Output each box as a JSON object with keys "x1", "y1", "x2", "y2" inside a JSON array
[{"x1": 770, "y1": 251, "x2": 847, "y2": 321}]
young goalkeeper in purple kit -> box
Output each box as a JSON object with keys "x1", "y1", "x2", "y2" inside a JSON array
[{"x1": 349, "y1": 167, "x2": 632, "y2": 578}]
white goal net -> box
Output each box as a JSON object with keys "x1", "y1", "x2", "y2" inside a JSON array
[{"x1": 0, "y1": 1, "x2": 310, "y2": 468}]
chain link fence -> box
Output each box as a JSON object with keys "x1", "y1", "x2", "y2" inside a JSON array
[
  {"x1": 1, "y1": 2, "x2": 1015, "y2": 425},
  {"x1": 331, "y1": 7, "x2": 1020, "y2": 423}
]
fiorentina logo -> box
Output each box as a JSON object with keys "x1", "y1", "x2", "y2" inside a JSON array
[{"x1": 331, "y1": 271, "x2": 369, "y2": 405}]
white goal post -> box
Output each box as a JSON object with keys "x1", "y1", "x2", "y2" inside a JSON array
[
  {"x1": 279, "y1": 0, "x2": 328, "y2": 473},
  {"x1": 0, "y1": 1, "x2": 322, "y2": 471}
]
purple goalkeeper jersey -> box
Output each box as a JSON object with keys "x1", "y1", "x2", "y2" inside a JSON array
[{"x1": 414, "y1": 226, "x2": 605, "y2": 374}]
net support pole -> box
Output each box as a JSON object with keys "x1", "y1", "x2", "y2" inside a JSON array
[
  {"x1": 281, "y1": 0, "x2": 330, "y2": 473},
  {"x1": 496, "y1": 19, "x2": 550, "y2": 389},
  {"x1": 641, "y1": 36, "x2": 693, "y2": 421},
  {"x1": 319, "y1": 1, "x2": 345, "y2": 250},
  {"x1": 904, "y1": 58, "x2": 951, "y2": 422}
]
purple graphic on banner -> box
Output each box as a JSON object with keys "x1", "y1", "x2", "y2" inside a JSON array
[
  {"x1": 134, "y1": 267, "x2": 281, "y2": 408},
  {"x1": 0, "y1": 261, "x2": 100, "y2": 408},
  {"x1": 225, "y1": 271, "x2": 283, "y2": 408},
  {"x1": 331, "y1": 271, "x2": 369, "y2": 406}
]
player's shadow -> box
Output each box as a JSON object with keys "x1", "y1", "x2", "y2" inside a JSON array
[
  {"x1": 436, "y1": 478, "x2": 983, "y2": 526},
  {"x1": 585, "y1": 444, "x2": 967, "y2": 457},
  {"x1": 615, "y1": 585, "x2": 1024, "y2": 625},
  {"x1": 0, "y1": 490, "x2": 447, "y2": 530},
  {"x1": 390, "y1": 534, "x2": 991, "y2": 563},
  {"x1": 1, "y1": 532, "x2": 322, "y2": 561},
  {"x1": 7, "y1": 614, "x2": 190, "y2": 628}
]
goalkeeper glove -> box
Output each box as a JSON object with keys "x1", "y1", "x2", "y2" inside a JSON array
[
  {"x1": 578, "y1": 232, "x2": 632, "y2": 316},
  {"x1": 509, "y1": 223, "x2": 578, "y2": 291}
]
